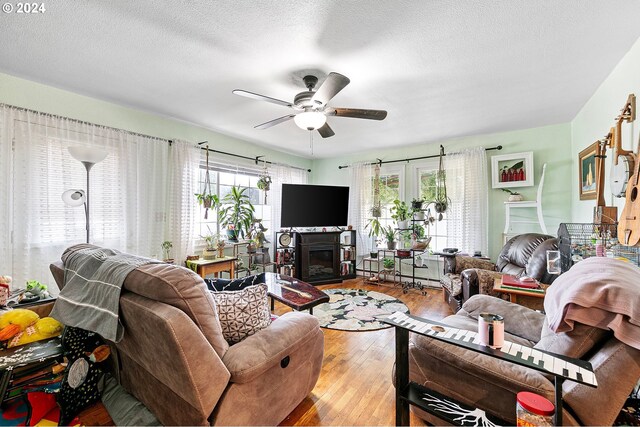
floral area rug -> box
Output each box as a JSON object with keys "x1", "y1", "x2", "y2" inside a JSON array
[{"x1": 312, "y1": 288, "x2": 410, "y2": 331}]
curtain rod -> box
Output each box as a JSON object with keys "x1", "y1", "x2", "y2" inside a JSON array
[
  {"x1": 337, "y1": 145, "x2": 503, "y2": 169},
  {"x1": 198, "y1": 141, "x2": 311, "y2": 173},
  {"x1": 2, "y1": 103, "x2": 173, "y2": 143}
]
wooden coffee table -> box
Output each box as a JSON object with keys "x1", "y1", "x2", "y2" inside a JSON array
[
  {"x1": 493, "y1": 277, "x2": 548, "y2": 310},
  {"x1": 263, "y1": 272, "x2": 329, "y2": 314}
]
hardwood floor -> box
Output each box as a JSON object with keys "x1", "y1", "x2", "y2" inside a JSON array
[
  {"x1": 278, "y1": 279, "x2": 451, "y2": 426},
  {"x1": 79, "y1": 277, "x2": 451, "y2": 426}
]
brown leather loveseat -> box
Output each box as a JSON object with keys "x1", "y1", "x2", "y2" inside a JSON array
[{"x1": 50, "y1": 244, "x2": 324, "y2": 426}]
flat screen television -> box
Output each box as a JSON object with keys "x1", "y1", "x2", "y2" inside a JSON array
[{"x1": 281, "y1": 184, "x2": 349, "y2": 228}]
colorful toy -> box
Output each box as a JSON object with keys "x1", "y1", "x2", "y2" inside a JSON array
[
  {"x1": 0, "y1": 275, "x2": 11, "y2": 306},
  {"x1": 0, "y1": 308, "x2": 63, "y2": 348}
]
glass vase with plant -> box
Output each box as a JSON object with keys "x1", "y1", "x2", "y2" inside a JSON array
[
  {"x1": 218, "y1": 186, "x2": 255, "y2": 241},
  {"x1": 161, "y1": 241, "x2": 173, "y2": 262}
]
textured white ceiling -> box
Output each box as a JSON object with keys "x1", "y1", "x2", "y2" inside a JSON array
[{"x1": 1, "y1": 1, "x2": 639, "y2": 158}]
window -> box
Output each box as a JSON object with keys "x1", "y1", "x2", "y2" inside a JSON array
[
  {"x1": 417, "y1": 164, "x2": 448, "y2": 251},
  {"x1": 194, "y1": 159, "x2": 270, "y2": 244},
  {"x1": 373, "y1": 166, "x2": 404, "y2": 230}
]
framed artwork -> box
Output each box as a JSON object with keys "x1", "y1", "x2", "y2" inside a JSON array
[
  {"x1": 579, "y1": 142, "x2": 598, "y2": 200},
  {"x1": 491, "y1": 152, "x2": 534, "y2": 188}
]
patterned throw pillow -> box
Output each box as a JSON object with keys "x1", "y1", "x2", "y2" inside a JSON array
[
  {"x1": 205, "y1": 273, "x2": 265, "y2": 292},
  {"x1": 209, "y1": 283, "x2": 271, "y2": 344}
]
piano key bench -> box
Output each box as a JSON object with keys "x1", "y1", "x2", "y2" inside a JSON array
[{"x1": 383, "y1": 311, "x2": 597, "y2": 426}]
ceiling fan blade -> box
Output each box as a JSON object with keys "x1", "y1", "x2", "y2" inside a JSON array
[
  {"x1": 331, "y1": 108, "x2": 388, "y2": 120},
  {"x1": 317, "y1": 123, "x2": 335, "y2": 138},
  {"x1": 311, "y1": 72, "x2": 350, "y2": 106},
  {"x1": 254, "y1": 114, "x2": 296, "y2": 130},
  {"x1": 232, "y1": 89, "x2": 294, "y2": 108}
]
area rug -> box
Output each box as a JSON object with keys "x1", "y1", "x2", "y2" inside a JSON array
[{"x1": 312, "y1": 288, "x2": 409, "y2": 331}]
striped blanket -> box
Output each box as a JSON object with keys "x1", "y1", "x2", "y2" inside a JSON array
[{"x1": 50, "y1": 247, "x2": 157, "y2": 342}]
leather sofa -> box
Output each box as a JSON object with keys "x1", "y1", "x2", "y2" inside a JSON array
[
  {"x1": 50, "y1": 244, "x2": 324, "y2": 426},
  {"x1": 408, "y1": 294, "x2": 640, "y2": 425},
  {"x1": 441, "y1": 233, "x2": 558, "y2": 312}
]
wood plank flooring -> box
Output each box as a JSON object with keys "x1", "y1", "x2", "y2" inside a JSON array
[
  {"x1": 79, "y1": 278, "x2": 451, "y2": 426},
  {"x1": 279, "y1": 279, "x2": 451, "y2": 426}
]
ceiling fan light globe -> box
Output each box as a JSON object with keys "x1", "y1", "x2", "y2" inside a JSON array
[{"x1": 294, "y1": 111, "x2": 327, "y2": 131}]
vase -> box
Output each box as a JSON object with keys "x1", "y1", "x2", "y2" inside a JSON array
[
  {"x1": 202, "y1": 248, "x2": 216, "y2": 260},
  {"x1": 508, "y1": 194, "x2": 524, "y2": 202},
  {"x1": 387, "y1": 241, "x2": 396, "y2": 250},
  {"x1": 398, "y1": 220, "x2": 409, "y2": 229},
  {"x1": 226, "y1": 229, "x2": 238, "y2": 241},
  {"x1": 413, "y1": 211, "x2": 425, "y2": 220}
]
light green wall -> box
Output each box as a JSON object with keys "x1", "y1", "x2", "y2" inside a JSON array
[
  {"x1": 571, "y1": 37, "x2": 640, "y2": 222},
  {"x1": 0, "y1": 72, "x2": 312, "y2": 171},
  {"x1": 311, "y1": 123, "x2": 573, "y2": 259}
]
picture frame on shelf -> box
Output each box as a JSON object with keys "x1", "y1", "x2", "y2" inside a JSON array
[
  {"x1": 491, "y1": 151, "x2": 534, "y2": 188},
  {"x1": 578, "y1": 141, "x2": 598, "y2": 200}
]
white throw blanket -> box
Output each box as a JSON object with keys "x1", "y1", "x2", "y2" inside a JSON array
[
  {"x1": 544, "y1": 256, "x2": 640, "y2": 350},
  {"x1": 50, "y1": 247, "x2": 157, "y2": 342}
]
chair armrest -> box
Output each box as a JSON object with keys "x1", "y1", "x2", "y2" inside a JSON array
[
  {"x1": 222, "y1": 311, "x2": 321, "y2": 384},
  {"x1": 462, "y1": 269, "x2": 503, "y2": 300},
  {"x1": 462, "y1": 295, "x2": 545, "y2": 342}
]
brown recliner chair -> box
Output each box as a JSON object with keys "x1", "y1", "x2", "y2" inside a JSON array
[{"x1": 441, "y1": 233, "x2": 558, "y2": 312}]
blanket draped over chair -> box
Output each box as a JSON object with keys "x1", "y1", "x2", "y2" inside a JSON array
[
  {"x1": 545, "y1": 256, "x2": 640, "y2": 350},
  {"x1": 50, "y1": 247, "x2": 156, "y2": 342}
]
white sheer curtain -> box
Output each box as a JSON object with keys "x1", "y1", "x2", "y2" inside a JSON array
[
  {"x1": 348, "y1": 161, "x2": 373, "y2": 256},
  {"x1": 445, "y1": 147, "x2": 488, "y2": 255},
  {"x1": 165, "y1": 139, "x2": 199, "y2": 263},
  {"x1": 270, "y1": 163, "x2": 308, "y2": 241},
  {"x1": 0, "y1": 104, "x2": 196, "y2": 292}
]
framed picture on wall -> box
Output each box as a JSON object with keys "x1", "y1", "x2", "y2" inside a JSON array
[
  {"x1": 578, "y1": 142, "x2": 598, "y2": 200},
  {"x1": 491, "y1": 152, "x2": 534, "y2": 188}
]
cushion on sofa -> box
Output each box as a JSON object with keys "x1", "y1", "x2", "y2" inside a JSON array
[
  {"x1": 534, "y1": 317, "x2": 611, "y2": 359},
  {"x1": 206, "y1": 273, "x2": 266, "y2": 292},
  {"x1": 209, "y1": 283, "x2": 272, "y2": 344}
]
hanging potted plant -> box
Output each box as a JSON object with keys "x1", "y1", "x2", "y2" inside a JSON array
[
  {"x1": 257, "y1": 174, "x2": 272, "y2": 204},
  {"x1": 425, "y1": 146, "x2": 450, "y2": 221},
  {"x1": 194, "y1": 147, "x2": 219, "y2": 219},
  {"x1": 218, "y1": 186, "x2": 255, "y2": 241}
]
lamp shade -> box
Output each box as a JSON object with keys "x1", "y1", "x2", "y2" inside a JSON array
[
  {"x1": 68, "y1": 146, "x2": 108, "y2": 164},
  {"x1": 62, "y1": 189, "x2": 86, "y2": 207},
  {"x1": 294, "y1": 111, "x2": 327, "y2": 131}
]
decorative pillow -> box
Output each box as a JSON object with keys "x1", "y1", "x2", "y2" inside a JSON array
[
  {"x1": 209, "y1": 283, "x2": 271, "y2": 344},
  {"x1": 205, "y1": 273, "x2": 265, "y2": 292}
]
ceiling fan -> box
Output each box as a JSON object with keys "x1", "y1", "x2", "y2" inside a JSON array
[{"x1": 232, "y1": 72, "x2": 387, "y2": 138}]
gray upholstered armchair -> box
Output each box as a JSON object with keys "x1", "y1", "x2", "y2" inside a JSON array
[{"x1": 441, "y1": 233, "x2": 558, "y2": 312}]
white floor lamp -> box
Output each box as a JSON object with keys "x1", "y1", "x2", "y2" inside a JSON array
[{"x1": 62, "y1": 146, "x2": 108, "y2": 243}]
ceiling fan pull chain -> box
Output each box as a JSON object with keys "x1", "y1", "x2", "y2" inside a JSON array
[{"x1": 309, "y1": 131, "x2": 314, "y2": 156}]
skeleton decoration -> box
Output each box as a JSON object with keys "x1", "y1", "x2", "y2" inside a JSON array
[{"x1": 421, "y1": 393, "x2": 498, "y2": 427}]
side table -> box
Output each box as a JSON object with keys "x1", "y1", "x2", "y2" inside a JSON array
[
  {"x1": 186, "y1": 257, "x2": 237, "y2": 279},
  {"x1": 493, "y1": 278, "x2": 547, "y2": 311}
]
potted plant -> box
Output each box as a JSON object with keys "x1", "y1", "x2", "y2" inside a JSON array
[
  {"x1": 411, "y1": 198, "x2": 424, "y2": 210},
  {"x1": 412, "y1": 205, "x2": 425, "y2": 221},
  {"x1": 248, "y1": 218, "x2": 270, "y2": 264},
  {"x1": 194, "y1": 193, "x2": 220, "y2": 220},
  {"x1": 257, "y1": 174, "x2": 272, "y2": 204},
  {"x1": 161, "y1": 240, "x2": 173, "y2": 263},
  {"x1": 382, "y1": 257, "x2": 395, "y2": 270},
  {"x1": 201, "y1": 229, "x2": 218, "y2": 260},
  {"x1": 501, "y1": 188, "x2": 524, "y2": 202},
  {"x1": 390, "y1": 199, "x2": 411, "y2": 229},
  {"x1": 218, "y1": 186, "x2": 255, "y2": 241},
  {"x1": 382, "y1": 225, "x2": 397, "y2": 250}
]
